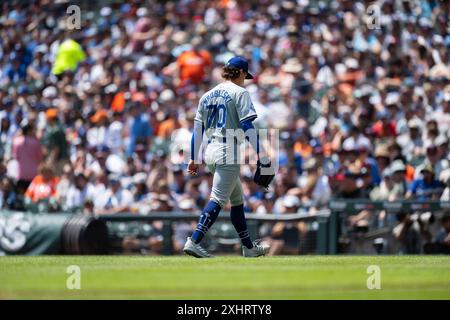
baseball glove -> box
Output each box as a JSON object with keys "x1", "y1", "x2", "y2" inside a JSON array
[{"x1": 253, "y1": 157, "x2": 275, "y2": 189}]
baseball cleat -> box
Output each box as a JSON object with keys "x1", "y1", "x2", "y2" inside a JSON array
[
  {"x1": 183, "y1": 237, "x2": 214, "y2": 258},
  {"x1": 242, "y1": 240, "x2": 269, "y2": 257}
]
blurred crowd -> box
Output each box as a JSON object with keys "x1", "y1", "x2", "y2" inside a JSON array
[{"x1": 0, "y1": 0, "x2": 449, "y2": 253}]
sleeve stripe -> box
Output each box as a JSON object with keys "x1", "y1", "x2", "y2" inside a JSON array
[{"x1": 239, "y1": 114, "x2": 257, "y2": 123}]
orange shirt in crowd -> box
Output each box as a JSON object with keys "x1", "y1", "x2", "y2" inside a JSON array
[
  {"x1": 25, "y1": 175, "x2": 60, "y2": 202},
  {"x1": 177, "y1": 50, "x2": 212, "y2": 85},
  {"x1": 338, "y1": 71, "x2": 362, "y2": 97},
  {"x1": 157, "y1": 118, "x2": 179, "y2": 139},
  {"x1": 294, "y1": 142, "x2": 313, "y2": 158},
  {"x1": 406, "y1": 164, "x2": 415, "y2": 182},
  {"x1": 111, "y1": 92, "x2": 126, "y2": 112}
]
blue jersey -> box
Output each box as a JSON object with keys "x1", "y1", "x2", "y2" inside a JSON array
[{"x1": 409, "y1": 179, "x2": 443, "y2": 200}]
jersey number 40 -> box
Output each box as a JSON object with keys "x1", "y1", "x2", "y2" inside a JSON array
[{"x1": 206, "y1": 104, "x2": 226, "y2": 129}]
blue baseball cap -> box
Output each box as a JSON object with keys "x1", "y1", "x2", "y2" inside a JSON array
[{"x1": 226, "y1": 56, "x2": 254, "y2": 79}]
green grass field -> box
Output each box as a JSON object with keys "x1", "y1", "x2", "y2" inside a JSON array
[{"x1": 1, "y1": 256, "x2": 449, "y2": 299}]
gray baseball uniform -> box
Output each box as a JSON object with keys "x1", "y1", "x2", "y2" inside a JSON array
[{"x1": 195, "y1": 81, "x2": 257, "y2": 207}]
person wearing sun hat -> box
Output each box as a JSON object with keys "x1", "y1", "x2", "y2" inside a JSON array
[
  {"x1": 281, "y1": 58, "x2": 303, "y2": 74},
  {"x1": 87, "y1": 109, "x2": 109, "y2": 149},
  {"x1": 374, "y1": 144, "x2": 391, "y2": 177},
  {"x1": 389, "y1": 159, "x2": 408, "y2": 196},
  {"x1": 264, "y1": 194, "x2": 303, "y2": 256},
  {"x1": 397, "y1": 117, "x2": 424, "y2": 163},
  {"x1": 42, "y1": 107, "x2": 68, "y2": 175},
  {"x1": 370, "y1": 166, "x2": 405, "y2": 202},
  {"x1": 289, "y1": 58, "x2": 313, "y2": 119},
  {"x1": 45, "y1": 108, "x2": 59, "y2": 121},
  {"x1": 406, "y1": 163, "x2": 444, "y2": 200},
  {"x1": 413, "y1": 144, "x2": 449, "y2": 180}
]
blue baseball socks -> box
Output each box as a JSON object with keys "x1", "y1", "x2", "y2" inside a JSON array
[
  {"x1": 230, "y1": 204, "x2": 254, "y2": 249},
  {"x1": 191, "y1": 201, "x2": 254, "y2": 249},
  {"x1": 191, "y1": 200, "x2": 222, "y2": 244}
]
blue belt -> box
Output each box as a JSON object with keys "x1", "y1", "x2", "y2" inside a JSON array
[{"x1": 209, "y1": 136, "x2": 227, "y2": 144}]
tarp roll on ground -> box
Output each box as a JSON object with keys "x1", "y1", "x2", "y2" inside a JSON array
[{"x1": 0, "y1": 211, "x2": 108, "y2": 255}]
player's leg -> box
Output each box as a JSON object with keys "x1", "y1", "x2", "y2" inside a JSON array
[
  {"x1": 229, "y1": 180, "x2": 270, "y2": 257},
  {"x1": 190, "y1": 200, "x2": 222, "y2": 244},
  {"x1": 192, "y1": 164, "x2": 240, "y2": 242},
  {"x1": 184, "y1": 164, "x2": 239, "y2": 258},
  {"x1": 229, "y1": 180, "x2": 253, "y2": 249},
  {"x1": 183, "y1": 198, "x2": 221, "y2": 258}
]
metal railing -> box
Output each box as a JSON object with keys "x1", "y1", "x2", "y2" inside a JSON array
[
  {"x1": 3, "y1": 200, "x2": 444, "y2": 255},
  {"x1": 97, "y1": 211, "x2": 330, "y2": 255},
  {"x1": 97, "y1": 200, "x2": 449, "y2": 255},
  {"x1": 328, "y1": 200, "x2": 450, "y2": 213},
  {"x1": 326, "y1": 200, "x2": 449, "y2": 254}
]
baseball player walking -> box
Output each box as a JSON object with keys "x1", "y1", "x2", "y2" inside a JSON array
[{"x1": 183, "y1": 56, "x2": 274, "y2": 258}]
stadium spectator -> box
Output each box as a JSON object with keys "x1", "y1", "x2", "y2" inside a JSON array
[
  {"x1": 393, "y1": 212, "x2": 432, "y2": 254},
  {"x1": 51, "y1": 39, "x2": 86, "y2": 76},
  {"x1": 415, "y1": 145, "x2": 449, "y2": 179},
  {"x1": 173, "y1": 198, "x2": 198, "y2": 252},
  {"x1": 373, "y1": 145, "x2": 392, "y2": 178},
  {"x1": 126, "y1": 103, "x2": 152, "y2": 156},
  {"x1": 24, "y1": 164, "x2": 59, "y2": 211},
  {"x1": 266, "y1": 195, "x2": 305, "y2": 256},
  {"x1": 334, "y1": 169, "x2": 365, "y2": 199},
  {"x1": 87, "y1": 109, "x2": 109, "y2": 149},
  {"x1": 0, "y1": 176, "x2": 17, "y2": 210},
  {"x1": 64, "y1": 173, "x2": 91, "y2": 212},
  {"x1": 0, "y1": 110, "x2": 13, "y2": 160},
  {"x1": 94, "y1": 174, "x2": 133, "y2": 215},
  {"x1": 390, "y1": 160, "x2": 409, "y2": 198},
  {"x1": 294, "y1": 157, "x2": 331, "y2": 208},
  {"x1": 372, "y1": 111, "x2": 397, "y2": 140},
  {"x1": 42, "y1": 108, "x2": 68, "y2": 175},
  {"x1": 12, "y1": 122, "x2": 43, "y2": 195},
  {"x1": 105, "y1": 111, "x2": 125, "y2": 153},
  {"x1": 175, "y1": 37, "x2": 212, "y2": 86},
  {"x1": 434, "y1": 213, "x2": 450, "y2": 254},
  {"x1": 406, "y1": 164, "x2": 444, "y2": 200},
  {"x1": 397, "y1": 118, "x2": 424, "y2": 164},
  {"x1": 55, "y1": 163, "x2": 74, "y2": 208},
  {"x1": 89, "y1": 146, "x2": 112, "y2": 176},
  {"x1": 441, "y1": 169, "x2": 450, "y2": 201},
  {"x1": 370, "y1": 168, "x2": 404, "y2": 202},
  {"x1": 130, "y1": 172, "x2": 148, "y2": 202}
]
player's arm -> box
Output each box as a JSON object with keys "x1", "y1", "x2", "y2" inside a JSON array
[
  {"x1": 237, "y1": 91, "x2": 274, "y2": 189},
  {"x1": 241, "y1": 118, "x2": 273, "y2": 191},
  {"x1": 236, "y1": 91, "x2": 268, "y2": 161},
  {"x1": 240, "y1": 118, "x2": 264, "y2": 157},
  {"x1": 190, "y1": 120, "x2": 204, "y2": 163},
  {"x1": 188, "y1": 98, "x2": 206, "y2": 176}
]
